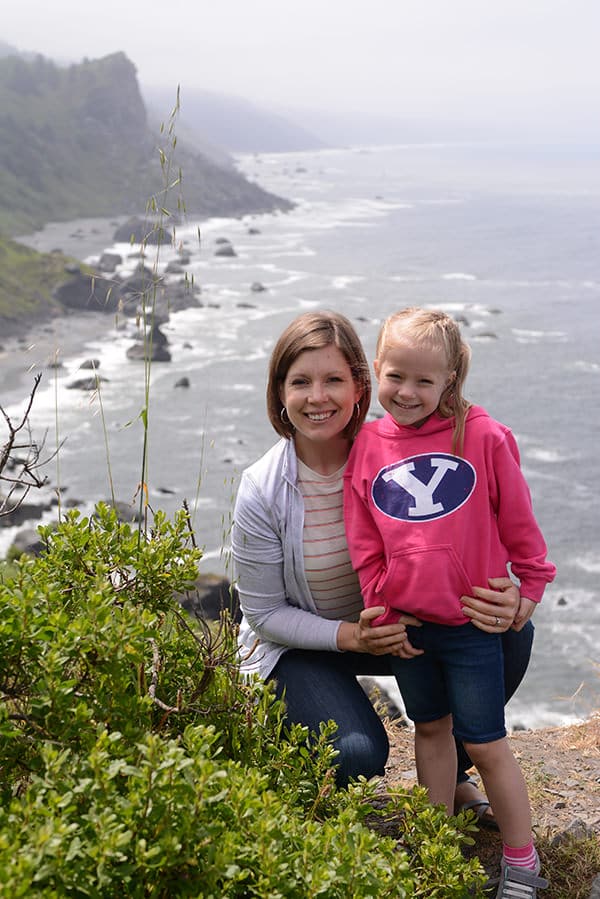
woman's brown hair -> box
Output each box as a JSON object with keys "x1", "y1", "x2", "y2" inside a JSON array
[
  {"x1": 376, "y1": 307, "x2": 472, "y2": 454},
  {"x1": 267, "y1": 310, "x2": 371, "y2": 439}
]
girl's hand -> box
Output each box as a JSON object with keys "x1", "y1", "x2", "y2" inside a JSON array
[
  {"x1": 460, "y1": 577, "x2": 520, "y2": 633},
  {"x1": 338, "y1": 607, "x2": 423, "y2": 658}
]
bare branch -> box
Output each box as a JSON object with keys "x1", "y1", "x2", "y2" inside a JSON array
[{"x1": 0, "y1": 374, "x2": 57, "y2": 518}]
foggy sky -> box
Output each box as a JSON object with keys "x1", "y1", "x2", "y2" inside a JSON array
[{"x1": 4, "y1": 0, "x2": 600, "y2": 140}]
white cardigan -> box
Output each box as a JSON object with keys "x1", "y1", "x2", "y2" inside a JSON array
[{"x1": 232, "y1": 438, "x2": 342, "y2": 679}]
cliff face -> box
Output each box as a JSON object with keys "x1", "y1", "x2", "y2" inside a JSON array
[{"x1": 0, "y1": 52, "x2": 292, "y2": 236}]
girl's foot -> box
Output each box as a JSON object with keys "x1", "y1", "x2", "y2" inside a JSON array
[
  {"x1": 454, "y1": 776, "x2": 499, "y2": 830},
  {"x1": 495, "y1": 865, "x2": 548, "y2": 898}
]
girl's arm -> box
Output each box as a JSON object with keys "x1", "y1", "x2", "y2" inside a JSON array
[{"x1": 492, "y1": 431, "x2": 556, "y2": 601}]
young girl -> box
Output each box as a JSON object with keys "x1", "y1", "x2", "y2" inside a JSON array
[{"x1": 344, "y1": 307, "x2": 555, "y2": 898}]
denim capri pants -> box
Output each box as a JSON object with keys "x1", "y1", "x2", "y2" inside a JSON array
[{"x1": 391, "y1": 621, "x2": 506, "y2": 744}]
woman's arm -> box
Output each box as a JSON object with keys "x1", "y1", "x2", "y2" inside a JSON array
[
  {"x1": 233, "y1": 472, "x2": 419, "y2": 656},
  {"x1": 232, "y1": 473, "x2": 340, "y2": 652},
  {"x1": 337, "y1": 607, "x2": 423, "y2": 657}
]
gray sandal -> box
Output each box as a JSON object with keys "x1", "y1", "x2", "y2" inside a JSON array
[
  {"x1": 455, "y1": 776, "x2": 499, "y2": 831},
  {"x1": 494, "y1": 865, "x2": 548, "y2": 898}
]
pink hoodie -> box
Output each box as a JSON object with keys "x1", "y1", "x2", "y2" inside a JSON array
[{"x1": 344, "y1": 406, "x2": 556, "y2": 627}]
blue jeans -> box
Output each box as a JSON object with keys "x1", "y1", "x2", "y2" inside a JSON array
[
  {"x1": 456, "y1": 621, "x2": 534, "y2": 779},
  {"x1": 268, "y1": 621, "x2": 534, "y2": 787},
  {"x1": 270, "y1": 649, "x2": 392, "y2": 787},
  {"x1": 392, "y1": 622, "x2": 506, "y2": 743}
]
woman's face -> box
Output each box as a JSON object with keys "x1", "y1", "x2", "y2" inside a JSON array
[{"x1": 280, "y1": 345, "x2": 361, "y2": 445}]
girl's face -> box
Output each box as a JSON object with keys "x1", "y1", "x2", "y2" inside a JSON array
[
  {"x1": 280, "y1": 345, "x2": 361, "y2": 446},
  {"x1": 374, "y1": 340, "x2": 453, "y2": 428}
]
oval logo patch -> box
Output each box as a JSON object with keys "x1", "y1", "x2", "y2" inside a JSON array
[{"x1": 372, "y1": 452, "x2": 476, "y2": 522}]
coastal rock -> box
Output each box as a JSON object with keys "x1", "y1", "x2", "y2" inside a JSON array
[
  {"x1": 165, "y1": 261, "x2": 185, "y2": 274},
  {"x1": 67, "y1": 376, "x2": 108, "y2": 391},
  {"x1": 215, "y1": 243, "x2": 237, "y2": 258},
  {"x1": 550, "y1": 817, "x2": 596, "y2": 847},
  {"x1": 95, "y1": 500, "x2": 140, "y2": 523},
  {"x1": 113, "y1": 217, "x2": 174, "y2": 247},
  {"x1": 53, "y1": 269, "x2": 118, "y2": 313},
  {"x1": 176, "y1": 573, "x2": 241, "y2": 623},
  {"x1": 174, "y1": 377, "x2": 190, "y2": 388},
  {"x1": 9, "y1": 527, "x2": 46, "y2": 557},
  {"x1": 159, "y1": 280, "x2": 202, "y2": 312},
  {"x1": 0, "y1": 496, "x2": 54, "y2": 528},
  {"x1": 126, "y1": 323, "x2": 171, "y2": 362},
  {"x1": 126, "y1": 343, "x2": 171, "y2": 362},
  {"x1": 97, "y1": 252, "x2": 123, "y2": 272},
  {"x1": 120, "y1": 264, "x2": 159, "y2": 295},
  {"x1": 250, "y1": 281, "x2": 267, "y2": 292},
  {"x1": 79, "y1": 358, "x2": 101, "y2": 370}
]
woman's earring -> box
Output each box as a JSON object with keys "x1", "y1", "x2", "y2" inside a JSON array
[{"x1": 280, "y1": 406, "x2": 290, "y2": 424}]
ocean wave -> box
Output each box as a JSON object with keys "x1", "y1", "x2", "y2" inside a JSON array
[
  {"x1": 330, "y1": 275, "x2": 366, "y2": 289},
  {"x1": 513, "y1": 328, "x2": 568, "y2": 343},
  {"x1": 524, "y1": 447, "x2": 571, "y2": 463},
  {"x1": 572, "y1": 360, "x2": 600, "y2": 374},
  {"x1": 570, "y1": 554, "x2": 600, "y2": 574},
  {"x1": 442, "y1": 272, "x2": 478, "y2": 281}
]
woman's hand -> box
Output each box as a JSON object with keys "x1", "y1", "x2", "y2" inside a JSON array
[
  {"x1": 338, "y1": 607, "x2": 423, "y2": 658},
  {"x1": 460, "y1": 577, "x2": 528, "y2": 633},
  {"x1": 512, "y1": 596, "x2": 537, "y2": 631}
]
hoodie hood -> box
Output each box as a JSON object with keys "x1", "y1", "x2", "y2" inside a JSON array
[{"x1": 367, "y1": 405, "x2": 486, "y2": 440}]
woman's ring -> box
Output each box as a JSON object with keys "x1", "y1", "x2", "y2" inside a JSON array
[{"x1": 494, "y1": 616, "x2": 500, "y2": 627}]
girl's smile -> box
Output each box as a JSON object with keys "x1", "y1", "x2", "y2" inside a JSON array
[{"x1": 374, "y1": 341, "x2": 453, "y2": 428}]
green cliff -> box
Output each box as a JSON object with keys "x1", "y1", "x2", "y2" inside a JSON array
[{"x1": 0, "y1": 51, "x2": 292, "y2": 236}]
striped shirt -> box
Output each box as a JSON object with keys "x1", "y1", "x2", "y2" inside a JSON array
[{"x1": 297, "y1": 459, "x2": 364, "y2": 623}]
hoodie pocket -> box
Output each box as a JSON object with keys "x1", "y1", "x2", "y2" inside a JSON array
[{"x1": 375, "y1": 544, "x2": 471, "y2": 624}]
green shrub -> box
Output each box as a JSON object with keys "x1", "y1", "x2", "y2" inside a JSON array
[{"x1": 0, "y1": 505, "x2": 486, "y2": 896}]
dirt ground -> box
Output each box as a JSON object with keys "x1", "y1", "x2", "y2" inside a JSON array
[{"x1": 380, "y1": 713, "x2": 600, "y2": 887}]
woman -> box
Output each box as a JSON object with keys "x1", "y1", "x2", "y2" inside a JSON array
[{"x1": 231, "y1": 310, "x2": 534, "y2": 809}]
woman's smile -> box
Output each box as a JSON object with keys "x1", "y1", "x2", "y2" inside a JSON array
[{"x1": 305, "y1": 409, "x2": 337, "y2": 422}]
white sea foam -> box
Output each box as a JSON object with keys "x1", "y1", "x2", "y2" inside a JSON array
[
  {"x1": 512, "y1": 328, "x2": 568, "y2": 343},
  {"x1": 442, "y1": 272, "x2": 477, "y2": 281},
  {"x1": 572, "y1": 360, "x2": 600, "y2": 374},
  {"x1": 524, "y1": 447, "x2": 571, "y2": 463},
  {"x1": 570, "y1": 554, "x2": 600, "y2": 574},
  {"x1": 330, "y1": 275, "x2": 365, "y2": 289}
]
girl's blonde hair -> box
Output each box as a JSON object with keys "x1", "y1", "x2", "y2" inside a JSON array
[{"x1": 376, "y1": 307, "x2": 472, "y2": 453}]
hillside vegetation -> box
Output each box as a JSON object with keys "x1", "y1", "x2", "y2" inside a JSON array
[
  {"x1": 0, "y1": 507, "x2": 486, "y2": 896},
  {"x1": 0, "y1": 237, "x2": 73, "y2": 334},
  {"x1": 0, "y1": 51, "x2": 292, "y2": 236}
]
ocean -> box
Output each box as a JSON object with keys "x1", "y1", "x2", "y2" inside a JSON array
[{"x1": 4, "y1": 141, "x2": 599, "y2": 729}]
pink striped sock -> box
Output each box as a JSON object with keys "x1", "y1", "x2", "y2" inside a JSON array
[{"x1": 502, "y1": 840, "x2": 539, "y2": 873}]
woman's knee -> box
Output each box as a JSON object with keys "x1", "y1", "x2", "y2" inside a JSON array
[{"x1": 334, "y1": 728, "x2": 389, "y2": 787}]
